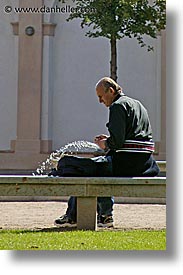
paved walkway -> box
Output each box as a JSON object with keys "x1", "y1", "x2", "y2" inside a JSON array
[{"x1": 0, "y1": 201, "x2": 166, "y2": 230}]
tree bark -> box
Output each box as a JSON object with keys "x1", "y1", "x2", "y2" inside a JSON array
[{"x1": 110, "y1": 36, "x2": 117, "y2": 81}]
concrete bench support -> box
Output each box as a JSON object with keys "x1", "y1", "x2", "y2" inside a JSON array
[
  {"x1": 0, "y1": 176, "x2": 166, "y2": 230},
  {"x1": 77, "y1": 197, "x2": 97, "y2": 230}
]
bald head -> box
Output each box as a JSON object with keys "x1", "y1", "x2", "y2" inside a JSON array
[
  {"x1": 95, "y1": 77, "x2": 122, "y2": 94},
  {"x1": 95, "y1": 77, "x2": 123, "y2": 107}
]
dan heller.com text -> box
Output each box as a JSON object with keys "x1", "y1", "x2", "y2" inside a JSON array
[{"x1": 13, "y1": 5, "x2": 96, "y2": 14}]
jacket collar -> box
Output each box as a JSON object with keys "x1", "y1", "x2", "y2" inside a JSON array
[{"x1": 112, "y1": 92, "x2": 125, "y2": 103}]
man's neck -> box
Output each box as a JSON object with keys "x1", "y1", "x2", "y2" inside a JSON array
[{"x1": 112, "y1": 93, "x2": 122, "y2": 103}]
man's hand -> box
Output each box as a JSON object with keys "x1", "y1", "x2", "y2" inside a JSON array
[
  {"x1": 94, "y1": 134, "x2": 109, "y2": 142},
  {"x1": 94, "y1": 135, "x2": 109, "y2": 150}
]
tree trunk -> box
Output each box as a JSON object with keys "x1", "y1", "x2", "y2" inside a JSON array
[{"x1": 110, "y1": 36, "x2": 117, "y2": 81}]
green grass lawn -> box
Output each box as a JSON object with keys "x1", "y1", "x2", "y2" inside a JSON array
[{"x1": 0, "y1": 229, "x2": 166, "y2": 250}]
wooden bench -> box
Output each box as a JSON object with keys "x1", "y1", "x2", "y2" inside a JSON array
[{"x1": 0, "y1": 176, "x2": 166, "y2": 230}]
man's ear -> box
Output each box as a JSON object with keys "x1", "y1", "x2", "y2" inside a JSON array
[{"x1": 109, "y1": 87, "x2": 115, "y2": 94}]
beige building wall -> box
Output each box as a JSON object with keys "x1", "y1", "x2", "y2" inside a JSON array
[
  {"x1": 0, "y1": 0, "x2": 166, "y2": 171},
  {"x1": 0, "y1": 0, "x2": 18, "y2": 150}
]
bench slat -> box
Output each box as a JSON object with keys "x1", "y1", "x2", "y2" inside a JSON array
[
  {"x1": 0, "y1": 175, "x2": 165, "y2": 184},
  {"x1": 0, "y1": 176, "x2": 166, "y2": 198}
]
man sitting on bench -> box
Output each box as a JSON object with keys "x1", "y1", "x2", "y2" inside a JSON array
[{"x1": 54, "y1": 77, "x2": 160, "y2": 228}]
